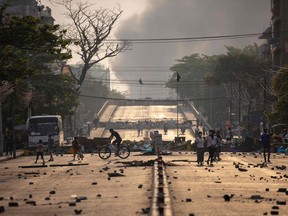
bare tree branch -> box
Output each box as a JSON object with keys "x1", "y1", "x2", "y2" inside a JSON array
[
  {"x1": 0, "y1": 82, "x2": 14, "y2": 102},
  {"x1": 50, "y1": 0, "x2": 130, "y2": 86}
]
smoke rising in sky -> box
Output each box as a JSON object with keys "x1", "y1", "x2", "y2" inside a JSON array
[
  {"x1": 109, "y1": 0, "x2": 270, "y2": 98},
  {"x1": 42, "y1": 0, "x2": 271, "y2": 99}
]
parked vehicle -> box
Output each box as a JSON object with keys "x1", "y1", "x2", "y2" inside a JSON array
[{"x1": 26, "y1": 115, "x2": 64, "y2": 147}]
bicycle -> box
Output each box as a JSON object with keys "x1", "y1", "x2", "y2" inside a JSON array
[{"x1": 98, "y1": 142, "x2": 130, "y2": 160}]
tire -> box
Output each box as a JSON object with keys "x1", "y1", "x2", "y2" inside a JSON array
[
  {"x1": 98, "y1": 146, "x2": 111, "y2": 160},
  {"x1": 118, "y1": 146, "x2": 130, "y2": 159}
]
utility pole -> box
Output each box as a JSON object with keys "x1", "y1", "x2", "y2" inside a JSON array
[
  {"x1": 263, "y1": 76, "x2": 267, "y2": 128},
  {"x1": 176, "y1": 81, "x2": 179, "y2": 140},
  {"x1": 0, "y1": 83, "x2": 14, "y2": 156},
  {"x1": 210, "y1": 84, "x2": 213, "y2": 127},
  {"x1": 139, "y1": 78, "x2": 143, "y2": 118},
  {"x1": 229, "y1": 81, "x2": 232, "y2": 127},
  {"x1": 0, "y1": 98, "x2": 3, "y2": 155},
  {"x1": 238, "y1": 82, "x2": 241, "y2": 138},
  {"x1": 176, "y1": 72, "x2": 181, "y2": 141}
]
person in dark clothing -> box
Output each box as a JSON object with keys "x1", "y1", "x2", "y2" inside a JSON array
[
  {"x1": 206, "y1": 130, "x2": 216, "y2": 166},
  {"x1": 108, "y1": 129, "x2": 122, "y2": 156},
  {"x1": 214, "y1": 131, "x2": 222, "y2": 161},
  {"x1": 72, "y1": 137, "x2": 79, "y2": 161},
  {"x1": 47, "y1": 134, "x2": 54, "y2": 161},
  {"x1": 260, "y1": 128, "x2": 271, "y2": 163},
  {"x1": 5, "y1": 131, "x2": 13, "y2": 156}
]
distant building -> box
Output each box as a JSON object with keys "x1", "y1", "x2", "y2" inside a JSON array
[
  {"x1": 258, "y1": 0, "x2": 288, "y2": 115},
  {"x1": 68, "y1": 64, "x2": 111, "y2": 90},
  {"x1": 0, "y1": 0, "x2": 54, "y2": 24},
  {"x1": 89, "y1": 64, "x2": 110, "y2": 90},
  {"x1": 0, "y1": 0, "x2": 65, "y2": 75},
  {"x1": 270, "y1": 0, "x2": 288, "y2": 68},
  {"x1": 258, "y1": 27, "x2": 272, "y2": 62}
]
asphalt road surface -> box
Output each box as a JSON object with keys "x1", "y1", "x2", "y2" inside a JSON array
[{"x1": 0, "y1": 151, "x2": 287, "y2": 215}]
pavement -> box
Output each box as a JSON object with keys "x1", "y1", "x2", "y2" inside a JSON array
[
  {"x1": 0, "y1": 150, "x2": 24, "y2": 163},
  {"x1": 0, "y1": 150, "x2": 287, "y2": 216}
]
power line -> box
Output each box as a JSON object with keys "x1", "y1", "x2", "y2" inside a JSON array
[{"x1": 105, "y1": 32, "x2": 263, "y2": 44}]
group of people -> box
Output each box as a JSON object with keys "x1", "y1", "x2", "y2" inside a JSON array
[
  {"x1": 34, "y1": 134, "x2": 55, "y2": 164},
  {"x1": 34, "y1": 128, "x2": 121, "y2": 164},
  {"x1": 194, "y1": 126, "x2": 273, "y2": 166},
  {"x1": 195, "y1": 129, "x2": 222, "y2": 166},
  {"x1": 72, "y1": 128, "x2": 122, "y2": 160}
]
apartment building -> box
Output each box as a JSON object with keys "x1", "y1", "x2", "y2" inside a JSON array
[
  {"x1": 270, "y1": 0, "x2": 288, "y2": 67},
  {"x1": 0, "y1": 0, "x2": 54, "y2": 24}
]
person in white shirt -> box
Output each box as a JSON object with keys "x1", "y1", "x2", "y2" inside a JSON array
[
  {"x1": 226, "y1": 127, "x2": 233, "y2": 146},
  {"x1": 195, "y1": 132, "x2": 205, "y2": 166},
  {"x1": 35, "y1": 140, "x2": 45, "y2": 165}
]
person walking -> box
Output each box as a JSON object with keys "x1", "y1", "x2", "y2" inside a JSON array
[
  {"x1": 226, "y1": 127, "x2": 233, "y2": 147},
  {"x1": 72, "y1": 137, "x2": 79, "y2": 161},
  {"x1": 163, "y1": 123, "x2": 168, "y2": 135},
  {"x1": 260, "y1": 128, "x2": 271, "y2": 163},
  {"x1": 194, "y1": 126, "x2": 200, "y2": 137},
  {"x1": 206, "y1": 130, "x2": 216, "y2": 166},
  {"x1": 47, "y1": 134, "x2": 54, "y2": 161},
  {"x1": 214, "y1": 131, "x2": 222, "y2": 161},
  {"x1": 195, "y1": 131, "x2": 205, "y2": 166},
  {"x1": 137, "y1": 122, "x2": 141, "y2": 137},
  {"x1": 180, "y1": 124, "x2": 185, "y2": 135},
  {"x1": 5, "y1": 130, "x2": 13, "y2": 156},
  {"x1": 35, "y1": 140, "x2": 45, "y2": 165}
]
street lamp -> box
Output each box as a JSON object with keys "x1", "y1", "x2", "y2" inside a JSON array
[
  {"x1": 139, "y1": 78, "x2": 143, "y2": 118},
  {"x1": 176, "y1": 72, "x2": 181, "y2": 141}
]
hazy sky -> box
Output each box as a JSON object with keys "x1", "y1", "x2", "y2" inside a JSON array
[{"x1": 41, "y1": 0, "x2": 271, "y2": 98}]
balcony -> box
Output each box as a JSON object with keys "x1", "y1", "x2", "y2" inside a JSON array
[
  {"x1": 259, "y1": 27, "x2": 272, "y2": 40},
  {"x1": 271, "y1": 0, "x2": 280, "y2": 16},
  {"x1": 270, "y1": 43, "x2": 281, "y2": 53},
  {"x1": 271, "y1": 16, "x2": 281, "y2": 24}
]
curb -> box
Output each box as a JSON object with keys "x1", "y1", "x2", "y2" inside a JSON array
[{"x1": 0, "y1": 152, "x2": 24, "y2": 163}]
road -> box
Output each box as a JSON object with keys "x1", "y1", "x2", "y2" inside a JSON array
[{"x1": 0, "y1": 151, "x2": 287, "y2": 215}]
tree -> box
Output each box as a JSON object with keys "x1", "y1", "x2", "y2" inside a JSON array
[
  {"x1": 0, "y1": 6, "x2": 75, "y2": 129},
  {"x1": 268, "y1": 66, "x2": 288, "y2": 124},
  {"x1": 204, "y1": 45, "x2": 271, "y2": 128},
  {"x1": 29, "y1": 73, "x2": 79, "y2": 117},
  {"x1": 0, "y1": 10, "x2": 72, "y2": 82},
  {"x1": 50, "y1": 0, "x2": 130, "y2": 87},
  {"x1": 205, "y1": 45, "x2": 269, "y2": 103},
  {"x1": 166, "y1": 54, "x2": 227, "y2": 126},
  {"x1": 166, "y1": 45, "x2": 271, "y2": 128}
]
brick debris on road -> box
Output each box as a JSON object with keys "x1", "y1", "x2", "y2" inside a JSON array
[{"x1": 0, "y1": 151, "x2": 287, "y2": 215}]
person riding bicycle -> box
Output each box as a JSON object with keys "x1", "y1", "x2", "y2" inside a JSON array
[{"x1": 108, "y1": 129, "x2": 122, "y2": 156}]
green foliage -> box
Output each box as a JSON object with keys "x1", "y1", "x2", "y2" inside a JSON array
[
  {"x1": 0, "y1": 12, "x2": 71, "y2": 82},
  {"x1": 166, "y1": 53, "x2": 229, "y2": 126},
  {"x1": 205, "y1": 45, "x2": 266, "y2": 83},
  {"x1": 0, "y1": 6, "x2": 76, "y2": 128},
  {"x1": 268, "y1": 67, "x2": 288, "y2": 124},
  {"x1": 29, "y1": 74, "x2": 79, "y2": 117},
  {"x1": 166, "y1": 45, "x2": 270, "y2": 127}
]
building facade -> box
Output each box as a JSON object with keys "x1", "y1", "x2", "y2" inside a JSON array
[
  {"x1": 0, "y1": 0, "x2": 54, "y2": 24},
  {"x1": 270, "y1": 0, "x2": 288, "y2": 68}
]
